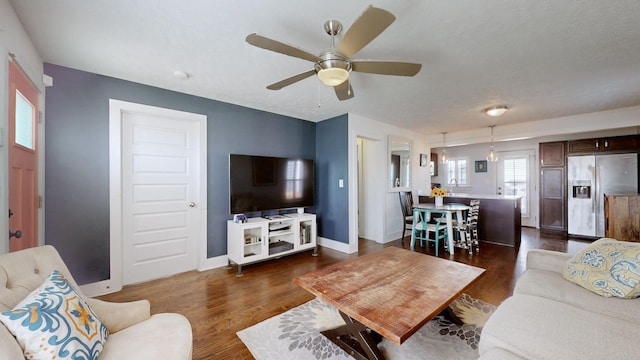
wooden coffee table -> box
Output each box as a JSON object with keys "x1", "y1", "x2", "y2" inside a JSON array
[{"x1": 293, "y1": 247, "x2": 485, "y2": 360}]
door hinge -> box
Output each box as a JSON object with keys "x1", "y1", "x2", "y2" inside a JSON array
[
  {"x1": 38, "y1": 111, "x2": 44, "y2": 123},
  {"x1": 39, "y1": 196, "x2": 43, "y2": 208}
]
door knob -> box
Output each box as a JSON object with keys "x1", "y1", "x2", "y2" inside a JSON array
[
  {"x1": 188, "y1": 202, "x2": 196, "y2": 208},
  {"x1": 9, "y1": 209, "x2": 22, "y2": 239}
]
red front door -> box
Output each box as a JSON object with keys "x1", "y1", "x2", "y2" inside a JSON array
[{"x1": 8, "y1": 60, "x2": 39, "y2": 251}]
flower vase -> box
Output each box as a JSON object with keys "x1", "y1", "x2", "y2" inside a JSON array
[{"x1": 435, "y1": 196, "x2": 444, "y2": 207}]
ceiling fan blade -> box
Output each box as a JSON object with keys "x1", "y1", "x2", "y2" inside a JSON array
[
  {"x1": 266, "y1": 69, "x2": 316, "y2": 90},
  {"x1": 246, "y1": 33, "x2": 321, "y2": 63},
  {"x1": 334, "y1": 80, "x2": 354, "y2": 101},
  {"x1": 352, "y1": 61, "x2": 422, "y2": 76},
  {"x1": 336, "y1": 6, "x2": 396, "y2": 58}
]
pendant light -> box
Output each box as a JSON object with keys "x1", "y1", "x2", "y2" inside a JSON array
[
  {"x1": 440, "y1": 132, "x2": 448, "y2": 164},
  {"x1": 487, "y1": 125, "x2": 498, "y2": 162}
]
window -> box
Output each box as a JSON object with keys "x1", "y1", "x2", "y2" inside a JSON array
[
  {"x1": 15, "y1": 90, "x2": 35, "y2": 150},
  {"x1": 446, "y1": 158, "x2": 468, "y2": 186},
  {"x1": 502, "y1": 156, "x2": 529, "y2": 216}
]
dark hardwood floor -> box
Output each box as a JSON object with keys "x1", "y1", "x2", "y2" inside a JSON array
[{"x1": 98, "y1": 228, "x2": 591, "y2": 359}]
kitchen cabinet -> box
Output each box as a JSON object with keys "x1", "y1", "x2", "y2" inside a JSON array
[
  {"x1": 540, "y1": 167, "x2": 566, "y2": 232},
  {"x1": 540, "y1": 141, "x2": 566, "y2": 167},
  {"x1": 602, "y1": 135, "x2": 640, "y2": 152},
  {"x1": 568, "y1": 134, "x2": 639, "y2": 154},
  {"x1": 539, "y1": 141, "x2": 567, "y2": 233},
  {"x1": 605, "y1": 194, "x2": 640, "y2": 242}
]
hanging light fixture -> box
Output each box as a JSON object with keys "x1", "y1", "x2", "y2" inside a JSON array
[
  {"x1": 440, "y1": 132, "x2": 448, "y2": 164},
  {"x1": 487, "y1": 125, "x2": 498, "y2": 162}
]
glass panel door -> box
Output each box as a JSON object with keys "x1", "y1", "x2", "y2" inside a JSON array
[
  {"x1": 8, "y1": 60, "x2": 40, "y2": 252},
  {"x1": 497, "y1": 150, "x2": 537, "y2": 227}
]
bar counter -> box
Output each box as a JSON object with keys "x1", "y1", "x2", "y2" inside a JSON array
[{"x1": 418, "y1": 194, "x2": 522, "y2": 247}]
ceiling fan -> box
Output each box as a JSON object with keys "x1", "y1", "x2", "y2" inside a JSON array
[{"x1": 246, "y1": 5, "x2": 422, "y2": 101}]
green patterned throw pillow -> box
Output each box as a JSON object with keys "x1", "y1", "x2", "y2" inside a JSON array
[
  {"x1": 0, "y1": 270, "x2": 108, "y2": 359},
  {"x1": 563, "y1": 239, "x2": 640, "y2": 298}
]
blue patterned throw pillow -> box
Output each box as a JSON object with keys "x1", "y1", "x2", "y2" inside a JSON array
[
  {"x1": 563, "y1": 240, "x2": 640, "y2": 298},
  {"x1": 0, "y1": 270, "x2": 108, "y2": 359}
]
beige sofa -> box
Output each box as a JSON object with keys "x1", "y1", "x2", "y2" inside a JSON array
[
  {"x1": 0, "y1": 245, "x2": 192, "y2": 359},
  {"x1": 479, "y1": 239, "x2": 640, "y2": 359}
]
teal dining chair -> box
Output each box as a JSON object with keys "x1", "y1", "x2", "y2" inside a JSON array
[{"x1": 410, "y1": 208, "x2": 448, "y2": 256}]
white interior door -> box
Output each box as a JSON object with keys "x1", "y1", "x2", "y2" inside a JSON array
[{"x1": 110, "y1": 100, "x2": 206, "y2": 286}]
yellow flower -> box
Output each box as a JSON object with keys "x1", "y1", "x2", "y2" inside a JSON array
[{"x1": 430, "y1": 187, "x2": 448, "y2": 197}]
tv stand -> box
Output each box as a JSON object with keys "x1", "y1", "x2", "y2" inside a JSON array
[
  {"x1": 227, "y1": 213, "x2": 317, "y2": 276},
  {"x1": 262, "y1": 214, "x2": 288, "y2": 220}
]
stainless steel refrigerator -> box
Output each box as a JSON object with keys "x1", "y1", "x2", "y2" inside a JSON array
[{"x1": 567, "y1": 153, "x2": 638, "y2": 237}]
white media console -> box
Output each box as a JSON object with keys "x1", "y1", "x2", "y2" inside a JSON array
[{"x1": 226, "y1": 213, "x2": 317, "y2": 276}]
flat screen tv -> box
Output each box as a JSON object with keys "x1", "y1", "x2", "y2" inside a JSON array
[{"x1": 229, "y1": 154, "x2": 315, "y2": 214}]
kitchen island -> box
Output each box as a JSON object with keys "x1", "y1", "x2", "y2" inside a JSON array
[{"x1": 418, "y1": 194, "x2": 522, "y2": 247}]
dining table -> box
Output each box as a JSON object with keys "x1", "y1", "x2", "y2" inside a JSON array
[{"x1": 413, "y1": 203, "x2": 471, "y2": 254}]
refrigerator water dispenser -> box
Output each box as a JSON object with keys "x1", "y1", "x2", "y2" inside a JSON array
[{"x1": 572, "y1": 180, "x2": 591, "y2": 199}]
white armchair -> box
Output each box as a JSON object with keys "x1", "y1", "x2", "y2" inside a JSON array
[{"x1": 0, "y1": 245, "x2": 192, "y2": 360}]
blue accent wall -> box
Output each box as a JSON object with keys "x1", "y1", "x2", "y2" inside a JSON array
[
  {"x1": 44, "y1": 63, "x2": 316, "y2": 284},
  {"x1": 315, "y1": 115, "x2": 349, "y2": 243}
]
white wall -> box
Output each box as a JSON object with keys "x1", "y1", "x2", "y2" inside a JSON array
[
  {"x1": 348, "y1": 113, "x2": 430, "y2": 250},
  {"x1": 0, "y1": 0, "x2": 45, "y2": 254}
]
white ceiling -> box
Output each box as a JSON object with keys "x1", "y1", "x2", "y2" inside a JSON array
[{"x1": 10, "y1": 0, "x2": 640, "y2": 135}]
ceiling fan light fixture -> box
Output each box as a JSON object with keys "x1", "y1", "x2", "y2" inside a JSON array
[
  {"x1": 485, "y1": 105, "x2": 508, "y2": 117},
  {"x1": 315, "y1": 52, "x2": 351, "y2": 87},
  {"x1": 317, "y1": 67, "x2": 349, "y2": 86}
]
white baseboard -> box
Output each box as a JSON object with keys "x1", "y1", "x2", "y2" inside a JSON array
[
  {"x1": 386, "y1": 230, "x2": 404, "y2": 243},
  {"x1": 80, "y1": 279, "x2": 122, "y2": 298},
  {"x1": 198, "y1": 254, "x2": 229, "y2": 271},
  {"x1": 318, "y1": 236, "x2": 356, "y2": 254}
]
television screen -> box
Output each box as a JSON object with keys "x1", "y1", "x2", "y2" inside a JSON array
[{"x1": 229, "y1": 154, "x2": 315, "y2": 214}]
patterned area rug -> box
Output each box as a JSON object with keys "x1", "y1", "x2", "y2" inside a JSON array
[{"x1": 237, "y1": 293, "x2": 495, "y2": 359}]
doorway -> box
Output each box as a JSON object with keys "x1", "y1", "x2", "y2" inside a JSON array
[
  {"x1": 109, "y1": 100, "x2": 207, "y2": 287},
  {"x1": 356, "y1": 136, "x2": 384, "y2": 243},
  {"x1": 497, "y1": 150, "x2": 538, "y2": 227},
  {"x1": 8, "y1": 60, "x2": 40, "y2": 251}
]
